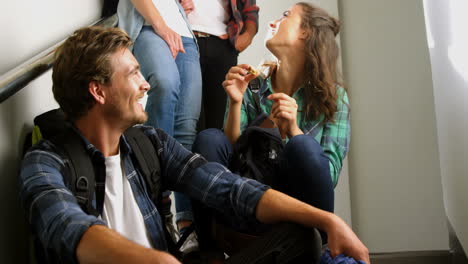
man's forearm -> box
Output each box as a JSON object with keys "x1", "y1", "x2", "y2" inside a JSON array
[
  {"x1": 255, "y1": 189, "x2": 333, "y2": 232},
  {"x1": 243, "y1": 20, "x2": 257, "y2": 36},
  {"x1": 77, "y1": 225, "x2": 180, "y2": 264},
  {"x1": 255, "y1": 189, "x2": 370, "y2": 263}
]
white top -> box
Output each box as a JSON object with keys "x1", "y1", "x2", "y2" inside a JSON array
[
  {"x1": 188, "y1": 0, "x2": 229, "y2": 36},
  {"x1": 145, "y1": 0, "x2": 192, "y2": 38},
  {"x1": 101, "y1": 153, "x2": 152, "y2": 248}
]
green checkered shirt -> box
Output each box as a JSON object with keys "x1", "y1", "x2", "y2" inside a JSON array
[{"x1": 226, "y1": 77, "x2": 350, "y2": 186}]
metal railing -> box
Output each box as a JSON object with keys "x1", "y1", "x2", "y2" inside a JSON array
[{"x1": 0, "y1": 15, "x2": 118, "y2": 103}]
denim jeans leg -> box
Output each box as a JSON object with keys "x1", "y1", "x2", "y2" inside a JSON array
[
  {"x1": 173, "y1": 36, "x2": 202, "y2": 150},
  {"x1": 279, "y1": 135, "x2": 334, "y2": 244},
  {"x1": 133, "y1": 26, "x2": 180, "y2": 136},
  {"x1": 279, "y1": 135, "x2": 334, "y2": 213},
  {"x1": 192, "y1": 128, "x2": 232, "y2": 166},
  {"x1": 171, "y1": 37, "x2": 202, "y2": 223},
  {"x1": 174, "y1": 192, "x2": 194, "y2": 223},
  {"x1": 134, "y1": 29, "x2": 202, "y2": 223}
]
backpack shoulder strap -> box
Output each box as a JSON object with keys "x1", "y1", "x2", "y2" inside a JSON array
[
  {"x1": 50, "y1": 129, "x2": 99, "y2": 217},
  {"x1": 33, "y1": 109, "x2": 99, "y2": 216},
  {"x1": 124, "y1": 127, "x2": 182, "y2": 256},
  {"x1": 124, "y1": 127, "x2": 162, "y2": 205},
  {"x1": 248, "y1": 77, "x2": 265, "y2": 115}
]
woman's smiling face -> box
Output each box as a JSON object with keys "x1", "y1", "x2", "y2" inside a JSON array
[{"x1": 265, "y1": 5, "x2": 306, "y2": 54}]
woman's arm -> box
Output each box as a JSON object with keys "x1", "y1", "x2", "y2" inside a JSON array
[
  {"x1": 130, "y1": 0, "x2": 185, "y2": 58},
  {"x1": 224, "y1": 100, "x2": 243, "y2": 144},
  {"x1": 320, "y1": 88, "x2": 350, "y2": 186},
  {"x1": 222, "y1": 64, "x2": 258, "y2": 144}
]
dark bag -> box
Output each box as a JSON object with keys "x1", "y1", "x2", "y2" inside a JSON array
[
  {"x1": 23, "y1": 109, "x2": 184, "y2": 263},
  {"x1": 229, "y1": 78, "x2": 284, "y2": 188},
  {"x1": 102, "y1": 0, "x2": 119, "y2": 17}
]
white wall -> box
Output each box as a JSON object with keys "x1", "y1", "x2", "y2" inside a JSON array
[
  {"x1": 338, "y1": 0, "x2": 448, "y2": 252},
  {"x1": 0, "y1": 1, "x2": 102, "y2": 262},
  {"x1": 423, "y1": 0, "x2": 468, "y2": 252},
  {"x1": 239, "y1": 0, "x2": 353, "y2": 227}
]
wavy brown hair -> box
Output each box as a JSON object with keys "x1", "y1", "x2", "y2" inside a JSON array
[
  {"x1": 52, "y1": 26, "x2": 132, "y2": 121},
  {"x1": 297, "y1": 2, "x2": 343, "y2": 123}
]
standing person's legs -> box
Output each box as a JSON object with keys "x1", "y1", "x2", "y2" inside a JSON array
[
  {"x1": 134, "y1": 27, "x2": 187, "y2": 244},
  {"x1": 133, "y1": 26, "x2": 180, "y2": 135},
  {"x1": 173, "y1": 36, "x2": 202, "y2": 150},
  {"x1": 198, "y1": 37, "x2": 238, "y2": 130},
  {"x1": 172, "y1": 36, "x2": 203, "y2": 247}
]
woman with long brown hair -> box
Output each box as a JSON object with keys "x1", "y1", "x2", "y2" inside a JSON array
[
  {"x1": 195, "y1": 1, "x2": 348, "y2": 215},
  {"x1": 192, "y1": 4, "x2": 355, "y2": 260},
  {"x1": 190, "y1": 3, "x2": 370, "y2": 263}
]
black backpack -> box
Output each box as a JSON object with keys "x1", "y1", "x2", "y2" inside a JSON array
[
  {"x1": 23, "y1": 109, "x2": 182, "y2": 262},
  {"x1": 229, "y1": 79, "x2": 284, "y2": 188}
]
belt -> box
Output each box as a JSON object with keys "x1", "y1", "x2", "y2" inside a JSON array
[{"x1": 193, "y1": 31, "x2": 211, "y2": 38}]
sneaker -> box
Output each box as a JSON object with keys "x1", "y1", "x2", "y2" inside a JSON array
[{"x1": 180, "y1": 231, "x2": 200, "y2": 254}]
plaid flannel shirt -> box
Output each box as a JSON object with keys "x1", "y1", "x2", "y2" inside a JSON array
[
  {"x1": 19, "y1": 125, "x2": 269, "y2": 263},
  {"x1": 227, "y1": 0, "x2": 259, "y2": 46}
]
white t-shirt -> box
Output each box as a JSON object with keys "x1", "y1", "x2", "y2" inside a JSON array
[
  {"x1": 100, "y1": 153, "x2": 152, "y2": 248},
  {"x1": 188, "y1": 0, "x2": 229, "y2": 36},
  {"x1": 145, "y1": 0, "x2": 192, "y2": 38}
]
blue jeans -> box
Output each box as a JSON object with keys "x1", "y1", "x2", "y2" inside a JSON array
[
  {"x1": 134, "y1": 26, "x2": 201, "y2": 223},
  {"x1": 134, "y1": 26, "x2": 202, "y2": 150},
  {"x1": 193, "y1": 129, "x2": 334, "y2": 213}
]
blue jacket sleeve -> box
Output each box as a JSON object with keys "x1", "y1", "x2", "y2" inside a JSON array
[{"x1": 146, "y1": 128, "x2": 270, "y2": 225}]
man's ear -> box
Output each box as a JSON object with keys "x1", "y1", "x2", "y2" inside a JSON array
[{"x1": 88, "y1": 81, "x2": 106, "y2": 105}]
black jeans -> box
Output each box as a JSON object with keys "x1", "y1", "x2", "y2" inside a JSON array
[
  {"x1": 196, "y1": 36, "x2": 239, "y2": 130},
  {"x1": 225, "y1": 223, "x2": 322, "y2": 264}
]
